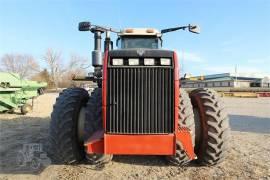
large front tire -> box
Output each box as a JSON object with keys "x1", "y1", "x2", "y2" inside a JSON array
[
  {"x1": 190, "y1": 88, "x2": 230, "y2": 165},
  {"x1": 48, "y1": 88, "x2": 89, "y2": 164}
]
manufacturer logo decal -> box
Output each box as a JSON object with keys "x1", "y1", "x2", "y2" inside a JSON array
[{"x1": 137, "y1": 49, "x2": 145, "y2": 56}]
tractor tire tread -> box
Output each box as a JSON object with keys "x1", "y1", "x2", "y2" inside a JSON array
[
  {"x1": 190, "y1": 88, "x2": 230, "y2": 166},
  {"x1": 48, "y1": 88, "x2": 89, "y2": 164}
]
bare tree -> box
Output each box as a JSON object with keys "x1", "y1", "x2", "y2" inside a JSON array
[
  {"x1": 59, "y1": 54, "x2": 88, "y2": 87},
  {"x1": 43, "y1": 49, "x2": 90, "y2": 88},
  {"x1": 31, "y1": 68, "x2": 54, "y2": 88},
  {"x1": 0, "y1": 53, "x2": 40, "y2": 78},
  {"x1": 43, "y1": 49, "x2": 63, "y2": 88},
  {"x1": 68, "y1": 54, "x2": 88, "y2": 75}
]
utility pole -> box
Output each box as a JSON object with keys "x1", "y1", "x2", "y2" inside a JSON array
[{"x1": 235, "y1": 65, "x2": 238, "y2": 87}]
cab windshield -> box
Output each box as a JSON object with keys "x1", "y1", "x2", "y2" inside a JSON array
[{"x1": 120, "y1": 36, "x2": 160, "y2": 49}]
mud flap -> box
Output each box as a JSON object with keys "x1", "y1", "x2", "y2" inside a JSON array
[{"x1": 175, "y1": 127, "x2": 197, "y2": 160}]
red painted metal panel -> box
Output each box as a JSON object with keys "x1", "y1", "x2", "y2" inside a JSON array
[
  {"x1": 85, "y1": 138, "x2": 104, "y2": 154},
  {"x1": 258, "y1": 92, "x2": 270, "y2": 97},
  {"x1": 173, "y1": 52, "x2": 179, "y2": 153},
  {"x1": 175, "y1": 128, "x2": 196, "y2": 159},
  {"x1": 104, "y1": 134, "x2": 175, "y2": 155},
  {"x1": 86, "y1": 50, "x2": 195, "y2": 159},
  {"x1": 84, "y1": 130, "x2": 104, "y2": 154},
  {"x1": 173, "y1": 51, "x2": 196, "y2": 160}
]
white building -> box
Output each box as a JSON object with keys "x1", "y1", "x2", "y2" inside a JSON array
[{"x1": 181, "y1": 73, "x2": 265, "y2": 88}]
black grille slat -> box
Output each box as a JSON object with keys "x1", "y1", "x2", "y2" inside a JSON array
[
  {"x1": 168, "y1": 71, "x2": 172, "y2": 131},
  {"x1": 123, "y1": 69, "x2": 126, "y2": 133},
  {"x1": 161, "y1": 69, "x2": 164, "y2": 133},
  {"x1": 107, "y1": 66, "x2": 174, "y2": 134},
  {"x1": 164, "y1": 69, "x2": 168, "y2": 132},
  {"x1": 154, "y1": 69, "x2": 158, "y2": 133},
  {"x1": 158, "y1": 70, "x2": 162, "y2": 133},
  {"x1": 148, "y1": 69, "x2": 151, "y2": 132},
  {"x1": 133, "y1": 68, "x2": 137, "y2": 133}
]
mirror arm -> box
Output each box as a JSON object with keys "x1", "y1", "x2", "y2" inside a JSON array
[
  {"x1": 110, "y1": 41, "x2": 114, "y2": 50},
  {"x1": 159, "y1": 37, "x2": 163, "y2": 47},
  {"x1": 116, "y1": 37, "x2": 120, "y2": 48},
  {"x1": 161, "y1": 25, "x2": 200, "y2": 34}
]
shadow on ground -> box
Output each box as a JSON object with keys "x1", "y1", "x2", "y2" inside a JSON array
[
  {"x1": 113, "y1": 155, "x2": 168, "y2": 167},
  {"x1": 229, "y1": 115, "x2": 270, "y2": 134}
]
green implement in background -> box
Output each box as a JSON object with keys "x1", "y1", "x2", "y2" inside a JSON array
[{"x1": 0, "y1": 72, "x2": 47, "y2": 114}]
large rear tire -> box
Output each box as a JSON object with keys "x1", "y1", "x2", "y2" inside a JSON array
[
  {"x1": 190, "y1": 88, "x2": 230, "y2": 165},
  {"x1": 48, "y1": 88, "x2": 89, "y2": 164},
  {"x1": 166, "y1": 88, "x2": 195, "y2": 166},
  {"x1": 84, "y1": 88, "x2": 112, "y2": 164}
]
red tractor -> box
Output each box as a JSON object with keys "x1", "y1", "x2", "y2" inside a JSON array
[{"x1": 48, "y1": 22, "x2": 230, "y2": 166}]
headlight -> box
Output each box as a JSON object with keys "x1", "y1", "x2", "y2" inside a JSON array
[
  {"x1": 128, "y1": 58, "x2": 139, "y2": 65},
  {"x1": 144, "y1": 58, "x2": 155, "y2": 65},
  {"x1": 160, "y1": 58, "x2": 171, "y2": 65},
  {"x1": 112, "y1": 58, "x2": 123, "y2": 66}
]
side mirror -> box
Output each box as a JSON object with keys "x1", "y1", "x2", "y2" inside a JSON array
[
  {"x1": 188, "y1": 25, "x2": 200, "y2": 34},
  {"x1": 78, "y1": 21, "x2": 91, "y2": 31}
]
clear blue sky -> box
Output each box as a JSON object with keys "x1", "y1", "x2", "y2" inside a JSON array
[{"x1": 0, "y1": 0, "x2": 269, "y2": 77}]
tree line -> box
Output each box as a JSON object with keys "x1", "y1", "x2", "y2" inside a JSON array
[{"x1": 0, "y1": 49, "x2": 89, "y2": 89}]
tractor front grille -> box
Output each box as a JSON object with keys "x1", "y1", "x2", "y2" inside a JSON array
[{"x1": 106, "y1": 64, "x2": 174, "y2": 134}]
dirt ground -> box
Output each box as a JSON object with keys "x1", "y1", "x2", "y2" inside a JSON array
[{"x1": 0, "y1": 93, "x2": 269, "y2": 180}]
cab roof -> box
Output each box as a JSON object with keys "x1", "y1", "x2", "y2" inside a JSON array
[{"x1": 119, "y1": 28, "x2": 162, "y2": 37}]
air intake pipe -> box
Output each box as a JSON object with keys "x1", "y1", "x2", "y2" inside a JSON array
[
  {"x1": 79, "y1": 21, "x2": 118, "y2": 67},
  {"x1": 92, "y1": 31, "x2": 103, "y2": 67}
]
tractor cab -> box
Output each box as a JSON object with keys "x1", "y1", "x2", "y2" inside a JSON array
[{"x1": 117, "y1": 28, "x2": 162, "y2": 49}]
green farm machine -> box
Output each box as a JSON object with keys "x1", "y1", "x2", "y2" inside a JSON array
[{"x1": 0, "y1": 72, "x2": 47, "y2": 114}]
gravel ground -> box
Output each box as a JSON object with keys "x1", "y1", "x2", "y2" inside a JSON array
[{"x1": 0, "y1": 93, "x2": 269, "y2": 180}]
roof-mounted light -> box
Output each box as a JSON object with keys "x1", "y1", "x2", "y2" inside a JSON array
[
  {"x1": 125, "y1": 29, "x2": 134, "y2": 33},
  {"x1": 146, "y1": 29, "x2": 154, "y2": 33}
]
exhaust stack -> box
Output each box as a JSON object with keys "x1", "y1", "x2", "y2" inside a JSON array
[
  {"x1": 78, "y1": 21, "x2": 118, "y2": 68},
  {"x1": 92, "y1": 31, "x2": 103, "y2": 67}
]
